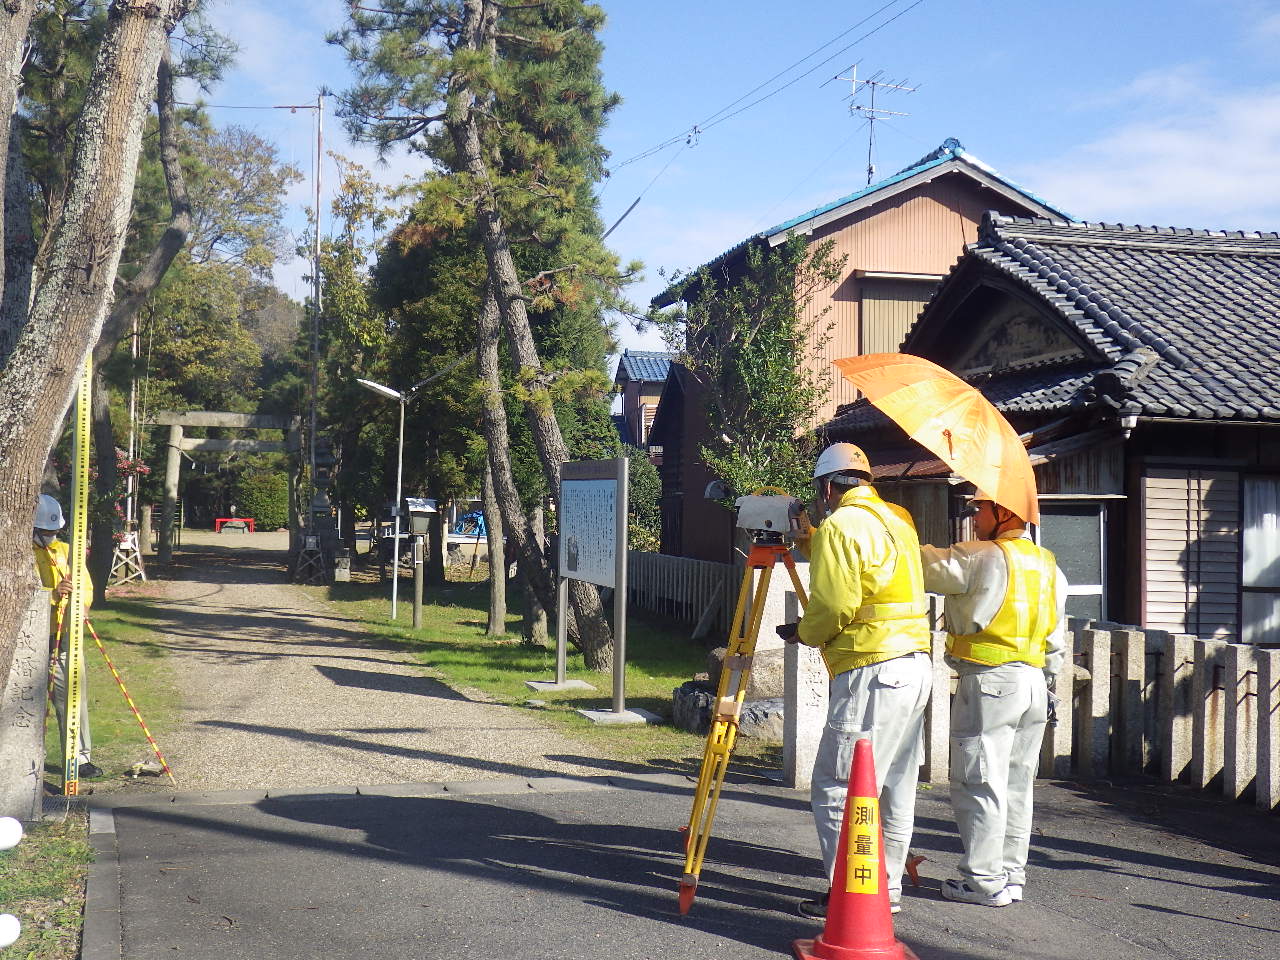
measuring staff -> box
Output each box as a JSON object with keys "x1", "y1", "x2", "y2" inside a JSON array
[
  {"x1": 780, "y1": 442, "x2": 932, "y2": 919},
  {"x1": 33, "y1": 494, "x2": 101, "y2": 780}
]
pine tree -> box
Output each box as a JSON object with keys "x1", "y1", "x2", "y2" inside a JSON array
[{"x1": 333, "y1": 0, "x2": 634, "y2": 670}]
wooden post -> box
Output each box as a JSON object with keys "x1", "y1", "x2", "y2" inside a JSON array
[
  {"x1": 158, "y1": 424, "x2": 182, "y2": 563},
  {"x1": 1223, "y1": 643, "x2": 1256, "y2": 802}
]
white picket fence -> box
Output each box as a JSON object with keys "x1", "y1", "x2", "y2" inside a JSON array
[
  {"x1": 626, "y1": 551, "x2": 737, "y2": 634},
  {"x1": 919, "y1": 624, "x2": 1280, "y2": 812}
]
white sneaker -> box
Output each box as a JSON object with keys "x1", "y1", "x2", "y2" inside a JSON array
[
  {"x1": 940, "y1": 878, "x2": 1013, "y2": 907},
  {"x1": 1005, "y1": 884, "x2": 1023, "y2": 902},
  {"x1": 890, "y1": 899, "x2": 901, "y2": 915}
]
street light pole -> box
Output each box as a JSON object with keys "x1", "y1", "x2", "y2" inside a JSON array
[
  {"x1": 356, "y1": 353, "x2": 469, "y2": 621},
  {"x1": 392, "y1": 395, "x2": 405, "y2": 620}
]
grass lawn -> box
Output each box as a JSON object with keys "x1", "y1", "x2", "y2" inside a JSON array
[
  {"x1": 0, "y1": 811, "x2": 92, "y2": 960},
  {"x1": 43, "y1": 592, "x2": 181, "y2": 791},
  {"x1": 308, "y1": 569, "x2": 782, "y2": 776}
]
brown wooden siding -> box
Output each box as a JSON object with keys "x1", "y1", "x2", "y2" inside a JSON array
[
  {"x1": 798, "y1": 172, "x2": 1022, "y2": 424},
  {"x1": 860, "y1": 279, "x2": 938, "y2": 355},
  {"x1": 1141, "y1": 467, "x2": 1240, "y2": 640}
]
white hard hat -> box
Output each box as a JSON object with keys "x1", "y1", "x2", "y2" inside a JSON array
[
  {"x1": 34, "y1": 494, "x2": 65, "y2": 530},
  {"x1": 813, "y1": 443, "x2": 873, "y2": 480}
]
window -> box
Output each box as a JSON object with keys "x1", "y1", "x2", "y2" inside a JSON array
[
  {"x1": 1037, "y1": 502, "x2": 1105, "y2": 621},
  {"x1": 1243, "y1": 476, "x2": 1280, "y2": 644},
  {"x1": 859, "y1": 278, "x2": 938, "y2": 354}
]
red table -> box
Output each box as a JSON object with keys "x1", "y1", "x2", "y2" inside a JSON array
[{"x1": 215, "y1": 517, "x2": 255, "y2": 533}]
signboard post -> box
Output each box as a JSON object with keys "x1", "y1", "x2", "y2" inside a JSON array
[{"x1": 527, "y1": 458, "x2": 656, "y2": 724}]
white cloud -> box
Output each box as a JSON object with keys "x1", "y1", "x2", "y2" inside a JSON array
[{"x1": 1026, "y1": 71, "x2": 1280, "y2": 231}]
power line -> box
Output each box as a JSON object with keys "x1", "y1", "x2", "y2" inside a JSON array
[{"x1": 609, "y1": 0, "x2": 925, "y2": 173}]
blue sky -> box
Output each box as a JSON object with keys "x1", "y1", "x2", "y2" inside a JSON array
[{"x1": 200, "y1": 0, "x2": 1280, "y2": 364}]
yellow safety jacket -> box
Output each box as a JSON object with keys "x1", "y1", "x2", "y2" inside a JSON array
[
  {"x1": 947, "y1": 538, "x2": 1058, "y2": 668},
  {"x1": 798, "y1": 486, "x2": 930, "y2": 675},
  {"x1": 33, "y1": 540, "x2": 92, "y2": 610}
]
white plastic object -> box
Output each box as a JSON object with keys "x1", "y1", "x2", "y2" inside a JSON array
[
  {"x1": 0, "y1": 817, "x2": 22, "y2": 851},
  {"x1": 0, "y1": 914, "x2": 19, "y2": 948}
]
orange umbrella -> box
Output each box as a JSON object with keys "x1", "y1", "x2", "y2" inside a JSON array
[{"x1": 834, "y1": 352, "x2": 1039, "y2": 524}]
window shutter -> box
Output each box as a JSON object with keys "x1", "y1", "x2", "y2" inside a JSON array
[
  {"x1": 1142, "y1": 467, "x2": 1239, "y2": 640},
  {"x1": 859, "y1": 279, "x2": 936, "y2": 354}
]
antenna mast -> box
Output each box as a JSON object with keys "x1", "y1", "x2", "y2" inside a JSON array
[{"x1": 838, "y1": 66, "x2": 918, "y2": 185}]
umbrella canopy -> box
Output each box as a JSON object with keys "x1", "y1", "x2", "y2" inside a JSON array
[{"x1": 834, "y1": 352, "x2": 1040, "y2": 524}]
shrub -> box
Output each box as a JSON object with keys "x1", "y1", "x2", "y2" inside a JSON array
[{"x1": 234, "y1": 469, "x2": 289, "y2": 530}]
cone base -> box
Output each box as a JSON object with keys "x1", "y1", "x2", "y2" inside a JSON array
[{"x1": 792, "y1": 936, "x2": 919, "y2": 960}]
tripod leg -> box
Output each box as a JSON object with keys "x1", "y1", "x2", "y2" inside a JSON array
[{"x1": 678, "y1": 550, "x2": 776, "y2": 913}]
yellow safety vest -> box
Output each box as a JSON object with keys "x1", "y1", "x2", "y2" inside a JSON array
[
  {"x1": 33, "y1": 540, "x2": 93, "y2": 611},
  {"x1": 817, "y1": 495, "x2": 930, "y2": 675},
  {"x1": 947, "y1": 538, "x2": 1058, "y2": 668}
]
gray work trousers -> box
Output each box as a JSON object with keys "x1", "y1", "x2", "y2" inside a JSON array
[
  {"x1": 810, "y1": 651, "x2": 931, "y2": 898},
  {"x1": 52, "y1": 638, "x2": 92, "y2": 763},
  {"x1": 949, "y1": 662, "x2": 1047, "y2": 896}
]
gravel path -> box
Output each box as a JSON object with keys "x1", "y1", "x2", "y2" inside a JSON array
[{"x1": 99, "y1": 530, "x2": 605, "y2": 795}]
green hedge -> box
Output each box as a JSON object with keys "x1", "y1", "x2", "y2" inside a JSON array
[{"x1": 234, "y1": 470, "x2": 289, "y2": 530}]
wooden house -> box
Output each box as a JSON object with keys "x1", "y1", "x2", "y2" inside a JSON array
[
  {"x1": 648, "y1": 138, "x2": 1070, "y2": 562},
  {"x1": 824, "y1": 212, "x2": 1280, "y2": 643},
  {"x1": 612, "y1": 349, "x2": 672, "y2": 455}
]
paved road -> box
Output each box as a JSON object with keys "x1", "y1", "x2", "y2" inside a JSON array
[
  {"x1": 86, "y1": 771, "x2": 1279, "y2": 960},
  {"x1": 79, "y1": 533, "x2": 1280, "y2": 960}
]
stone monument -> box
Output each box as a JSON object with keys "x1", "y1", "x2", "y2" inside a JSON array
[{"x1": 0, "y1": 589, "x2": 51, "y2": 820}]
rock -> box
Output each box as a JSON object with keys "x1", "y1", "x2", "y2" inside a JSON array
[
  {"x1": 671, "y1": 681, "x2": 784, "y2": 741},
  {"x1": 706, "y1": 646, "x2": 786, "y2": 700},
  {"x1": 672, "y1": 680, "x2": 714, "y2": 735}
]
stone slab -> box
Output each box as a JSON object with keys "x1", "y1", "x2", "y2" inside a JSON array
[
  {"x1": 524, "y1": 678, "x2": 596, "y2": 692},
  {"x1": 441, "y1": 778, "x2": 535, "y2": 795},
  {"x1": 355, "y1": 782, "x2": 449, "y2": 798},
  {"x1": 576, "y1": 706, "x2": 662, "y2": 725},
  {"x1": 783, "y1": 588, "x2": 827, "y2": 790}
]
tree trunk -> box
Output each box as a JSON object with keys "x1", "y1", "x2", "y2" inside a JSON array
[
  {"x1": 88, "y1": 49, "x2": 191, "y2": 602},
  {"x1": 480, "y1": 459, "x2": 505, "y2": 635},
  {"x1": 0, "y1": 103, "x2": 33, "y2": 368},
  {"x1": 475, "y1": 282, "x2": 555, "y2": 610},
  {"x1": 450, "y1": 0, "x2": 612, "y2": 671},
  {"x1": 519, "y1": 504, "x2": 549, "y2": 646},
  {"x1": 0, "y1": 0, "x2": 188, "y2": 690}
]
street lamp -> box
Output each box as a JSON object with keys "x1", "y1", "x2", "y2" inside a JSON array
[{"x1": 356, "y1": 355, "x2": 469, "y2": 620}]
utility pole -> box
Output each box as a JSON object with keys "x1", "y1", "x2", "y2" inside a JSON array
[
  {"x1": 275, "y1": 91, "x2": 326, "y2": 539},
  {"x1": 836, "y1": 66, "x2": 917, "y2": 185}
]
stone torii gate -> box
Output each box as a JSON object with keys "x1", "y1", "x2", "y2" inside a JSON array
[{"x1": 145, "y1": 411, "x2": 302, "y2": 563}]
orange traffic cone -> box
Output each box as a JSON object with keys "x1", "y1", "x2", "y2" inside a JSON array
[{"x1": 793, "y1": 738, "x2": 919, "y2": 960}]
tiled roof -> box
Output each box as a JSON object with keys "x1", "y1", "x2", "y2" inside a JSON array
[
  {"x1": 651, "y1": 138, "x2": 1069, "y2": 309},
  {"x1": 903, "y1": 214, "x2": 1280, "y2": 422},
  {"x1": 615, "y1": 349, "x2": 673, "y2": 384},
  {"x1": 822, "y1": 361, "x2": 1100, "y2": 440}
]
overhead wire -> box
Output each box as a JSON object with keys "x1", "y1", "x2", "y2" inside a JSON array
[{"x1": 608, "y1": 0, "x2": 925, "y2": 173}]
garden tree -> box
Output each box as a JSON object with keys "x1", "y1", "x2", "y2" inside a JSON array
[
  {"x1": 625, "y1": 445, "x2": 660, "y2": 552},
  {"x1": 654, "y1": 235, "x2": 846, "y2": 500},
  {"x1": 335, "y1": 0, "x2": 635, "y2": 671},
  {"x1": 0, "y1": 0, "x2": 191, "y2": 700}
]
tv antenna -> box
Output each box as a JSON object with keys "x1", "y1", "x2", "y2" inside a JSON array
[{"x1": 837, "y1": 65, "x2": 918, "y2": 184}]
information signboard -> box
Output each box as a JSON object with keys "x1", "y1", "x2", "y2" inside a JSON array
[{"x1": 559, "y1": 478, "x2": 617, "y2": 588}]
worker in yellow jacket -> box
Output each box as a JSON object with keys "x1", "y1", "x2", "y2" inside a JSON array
[
  {"x1": 781, "y1": 442, "x2": 932, "y2": 918},
  {"x1": 921, "y1": 497, "x2": 1066, "y2": 907},
  {"x1": 32, "y1": 494, "x2": 100, "y2": 779}
]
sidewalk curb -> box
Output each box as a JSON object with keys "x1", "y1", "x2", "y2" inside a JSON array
[{"x1": 82, "y1": 808, "x2": 120, "y2": 960}]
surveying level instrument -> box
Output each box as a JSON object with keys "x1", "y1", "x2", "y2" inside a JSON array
[
  {"x1": 678, "y1": 490, "x2": 813, "y2": 915},
  {"x1": 63, "y1": 356, "x2": 92, "y2": 796}
]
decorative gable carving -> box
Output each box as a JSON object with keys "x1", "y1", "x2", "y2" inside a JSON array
[{"x1": 952, "y1": 292, "x2": 1087, "y2": 374}]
